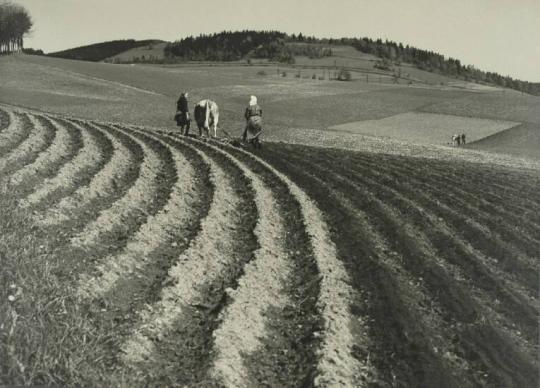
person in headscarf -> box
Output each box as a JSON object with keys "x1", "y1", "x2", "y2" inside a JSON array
[
  {"x1": 175, "y1": 92, "x2": 190, "y2": 134},
  {"x1": 243, "y1": 95, "x2": 262, "y2": 149}
]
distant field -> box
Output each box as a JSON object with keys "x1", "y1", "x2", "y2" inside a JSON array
[
  {"x1": 329, "y1": 112, "x2": 519, "y2": 145},
  {"x1": 1, "y1": 54, "x2": 538, "y2": 158}
]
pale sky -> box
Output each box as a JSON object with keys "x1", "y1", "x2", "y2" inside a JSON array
[{"x1": 10, "y1": 0, "x2": 540, "y2": 81}]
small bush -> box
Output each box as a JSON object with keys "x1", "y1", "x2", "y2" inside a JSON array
[
  {"x1": 257, "y1": 70, "x2": 266, "y2": 76},
  {"x1": 337, "y1": 68, "x2": 352, "y2": 81}
]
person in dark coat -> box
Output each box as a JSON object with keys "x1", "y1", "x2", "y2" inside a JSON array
[
  {"x1": 461, "y1": 133, "x2": 466, "y2": 145},
  {"x1": 242, "y1": 95, "x2": 262, "y2": 149},
  {"x1": 175, "y1": 92, "x2": 190, "y2": 134}
]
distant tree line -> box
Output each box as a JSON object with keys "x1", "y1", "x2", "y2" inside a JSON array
[
  {"x1": 164, "y1": 31, "x2": 298, "y2": 63},
  {"x1": 48, "y1": 39, "x2": 162, "y2": 62},
  {"x1": 0, "y1": 2, "x2": 32, "y2": 54},
  {"x1": 165, "y1": 31, "x2": 537, "y2": 95},
  {"x1": 342, "y1": 36, "x2": 536, "y2": 95}
]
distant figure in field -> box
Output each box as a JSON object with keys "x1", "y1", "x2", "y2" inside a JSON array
[
  {"x1": 461, "y1": 133, "x2": 466, "y2": 145},
  {"x1": 243, "y1": 95, "x2": 263, "y2": 149},
  {"x1": 194, "y1": 99, "x2": 219, "y2": 138},
  {"x1": 175, "y1": 92, "x2": 190, "y2": 135},
  {"x1": 452, "y1": 134, "x2": 461, "y2": 147}
]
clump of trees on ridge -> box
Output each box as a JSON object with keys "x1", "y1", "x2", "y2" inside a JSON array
[{"x1": 0, "y1": 1, "x2": 32, "y2": 54}]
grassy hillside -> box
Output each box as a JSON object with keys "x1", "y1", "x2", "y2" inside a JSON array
[
  {"x1": 48, "y1": 39, "x2": 164, "y2": 62},
  {"x1": 104, "y1": 41, "x2": 168, "y2": 63},
  {"x1": 1, "y1": 54, "x2": 539, "y2": 161}
]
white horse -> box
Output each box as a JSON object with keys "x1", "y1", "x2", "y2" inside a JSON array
[{"x1": 194, "y1": 99, "x2": 219, "y2": 137}]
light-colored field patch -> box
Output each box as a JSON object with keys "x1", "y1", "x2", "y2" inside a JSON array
[{"x1": 329, "y1": 112, "x2": 520, "y2": 145}]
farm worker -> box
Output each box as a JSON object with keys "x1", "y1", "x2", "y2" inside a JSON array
[
  {"x1": 242, "y1": 95, "x2": 263, "y2": 149},
  {"x1": 175, "y1": 92, "x2": 190, "y2": 133},
  {"x1": 461, "y1": 133, "x2": 466, "y2": 145}
]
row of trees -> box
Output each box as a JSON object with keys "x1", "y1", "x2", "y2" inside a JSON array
[{"x1": 0, "y1": 2, "x2": 32, "y2": 54}]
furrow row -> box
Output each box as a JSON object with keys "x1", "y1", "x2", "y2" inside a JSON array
[
  {"x1": 213, "y1": 140, "x2": 368, "y2": 387},
  {"x1": 70, "y1": 127, "x2": 168, "y2": 249},
  {"x1": 21, "y1": 121, "x2": 109, "y2": 208},
  {"x1": 347, "y1": 155, "x2": 540, "y2": 293},
  {"x1": 76, "y1": 130, "x2": 197, "y2": 300},
  {"x1": 9, "y1": 116, "x2": 75, "y2": 187},
  {"x1": 0, "y1": 110, "x2": 26, "y2": 155},
  {"x1": 181, "y1": 137, "x2": 293, "y2": 387},
  {"x1": 261, "y1": 147, "x2": 537, "y2": 387},
  {"x1": 0, "y1": 114, "x2": 52, "y2": 176},
  {"x1": 120, "y1": 136, "x2": 251, "y2": 378},
  {"x1": 276, "y1": 148, "x2": 538, "y2": 335},
  {"x1": 39, "y1": 123, "x2": 137, "y2": 226}
]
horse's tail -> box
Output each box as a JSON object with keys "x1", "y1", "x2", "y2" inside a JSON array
[{"x1": 204, "y1": 100, "x2": 210, "y2": 129}]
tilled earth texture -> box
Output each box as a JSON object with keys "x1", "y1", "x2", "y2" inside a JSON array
[{"x1": 0, "y1": 105, "x2": 539, "y2": 387}]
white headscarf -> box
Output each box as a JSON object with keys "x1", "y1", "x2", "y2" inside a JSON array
[{"x1": 249, "y1": 95, "x2": 257, "y2": 106}]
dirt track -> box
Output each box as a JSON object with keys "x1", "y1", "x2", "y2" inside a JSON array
[{"x1": 0, "y1": 105, "x2": 538, "y2": 387}]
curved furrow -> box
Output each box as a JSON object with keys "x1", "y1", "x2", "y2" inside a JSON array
[
  {"x1": 0, "y1": 113, "x2": 54, "y2": 177},
  {"x1": 355, "y1": 153, "x2": 540, "y2": 240},
  {"x1": 409, "y1": 159, "x2": 540, "y2": 221},
  {"x1": 120, "y1": 134, "x2": 262, "y2": 386},
  {"x1": 70, "y1": 127, "x2": 170, "y2": 249},
  {"x1": 261, "y1": 148, "x2": 537, "y2": 387},
  {"x1": 0, "y1": 108, "x2": 9, "y2": 132},
  {"x1": 284, "y1": 147, "x2": 539, "y2": 295},
  {"x1": 10, "y1": 117, "x2": 85, "y2": 194},
  {"x1": 351, "y1": 162, "x2": 540, "y2": 298},
  {"x1": 9, "y1": 116, "x2": 75, "y2": 187},
  {"x1": 20, "y1": 120, "x2": 111, "y2": 208},
  {"x1": 38, "y1": 123, "x2": 138, "y2": 226},
  {"x1": 0, "y1": 110, "x2": 27, "y2": 155},
  {"x1": 210, "y1": 140, "x2": 367, "y2": 387},
  {"x1": 76, "y1": 131, "x2": 199, "y2": 300},
  {"x1": 345, "y1": 154, "x2": 540, "y2": 287},
  {"x1": 275, "y1": 148, "x2": 538, "y2": 332},
  {"x1": 180, "y1": 138, "x2": 294, "y2": 387}
]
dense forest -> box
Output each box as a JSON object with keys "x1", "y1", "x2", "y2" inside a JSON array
[
  {"x1": 48, "y1": 39, "x2": 163, "y2": 62},
  {"x1": 164, "y1": 30, "x2": 537, "y2": 95},
  {"x1": 0, "y1": 2, "x2": 32, "y2": 54}
]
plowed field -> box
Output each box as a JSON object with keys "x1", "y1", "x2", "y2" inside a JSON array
[{"x1": 0, "y1": 105, "x2": 538, "y2": 387}]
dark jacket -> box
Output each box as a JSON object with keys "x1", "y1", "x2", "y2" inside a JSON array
[
  {"x1": 245, "y1": 104, "x2": 262, "y2": 120},
  {"x1": 177, "y1": 95, "x2": 188, "y2": 112}
]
